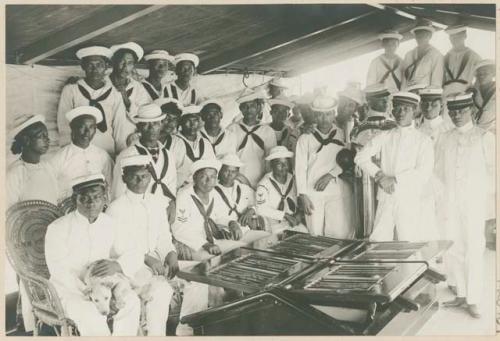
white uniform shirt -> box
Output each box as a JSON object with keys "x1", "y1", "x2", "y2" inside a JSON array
[
  {"x1": 227, "y1": 121, "x2": 277, "y2": 187},
  {"x1": 366, "y1": 54, "x2": 404, "y2": 93},
  {"x1": 471, "y1": 81, "x2": 496, "y2": 134},
  {"x1": 170, "y1": 133, "x2": 216, "y2": 189},
  {"x1": 163, "y1": 81, "x2": 203, "y2": 106},
  {"x1": 199, "y1": 127, "x2": 238, "y2": 158},
  {"x1": 401, "y1": 45, "x2": 444, "y2": 89},
  {"x1": 112, "y1": 141, "x2": 177, "y2": 206},
  {"x1": 45, "y1": 211, "x2": 141, "y2": 297},
  {"x1": 141, "y1": 80, "x2": 168, "y2": 103},
  {"x1": 172, "y1": 185, "x2": 229, "y2": 251},
  {"x1": 418, "y1": 116, "x2": 454, "y2": 144},
  {"x1": 107, "y1": 190, "x2": 176, "y2": 264},
  {"x1": 214, "y1": 181, "x2": 255, "y2": 225},
  {"x1": 6, "y1": 158, "x2": 59, "y2": 207},
  {"x1": 256, "y1": 172, "x2": 297, "y2": 227},
  {"x1": 48, "y1": 143, "x2": 114, "y2": 200},
  {"x1": 57, "y1": 79, "x2": 135, "y2": 156},
  {"x1": 123, "y1": 78, "x2": 152, "y2": 119},
  {"x1": 295, "y1": 127, "x2": 345, "y2": 197},
  {"x1": 354, "y1": 123, "x2": 434, "y2": 202},
  {"x1": 443, "y1": 47, "x2": 481, "y2": 93}
]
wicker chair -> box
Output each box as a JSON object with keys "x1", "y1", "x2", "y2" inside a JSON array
[{"x1": 6, "y1": 200, "x2": 78, "y2": 336}]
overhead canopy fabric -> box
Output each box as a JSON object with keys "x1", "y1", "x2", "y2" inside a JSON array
[{"x1": 6, "y1": 4, "x2": 496, "y2": 76}]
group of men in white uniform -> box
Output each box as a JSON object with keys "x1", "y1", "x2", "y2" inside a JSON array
[{"x1": 6, "y1": 19, "x2": 495, "y2": 336}]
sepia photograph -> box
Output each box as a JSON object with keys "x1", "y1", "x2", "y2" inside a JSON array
[{"x1": 3, "y1": 2, "x2": 497, "y2": 337}]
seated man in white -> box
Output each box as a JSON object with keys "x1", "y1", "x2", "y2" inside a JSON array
[
  {"x1": 107, "y1": 155, "x2": 178, "y2": 336},
  {"x1": 256, "y1": 146, "x2": 307, "y2": 235},
  {"x1": 45, "y1": 174, "x2": 141, "y2": 336}
]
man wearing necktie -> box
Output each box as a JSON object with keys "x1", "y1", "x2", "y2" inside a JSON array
[
  {"x1": 355, "y1": 92, "x2": 434, "y2": 242},
  {"x1": 57, "y1": 46, "x2": 134, "y2": 156},
  {"x1": 295, "y1": 96, "x2": 354, "y2": 238},
  {"x1": 227, "y1": 89, "x2": 277, "y2": 188}
]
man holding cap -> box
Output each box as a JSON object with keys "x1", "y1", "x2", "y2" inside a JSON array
[
  {"x1": 366, "y1": 30, "x2": 404, "y2": 93},
  {"x1": 256, "y1": 146, "x2": 307, "y2": 235},
  {"x1": 228, "y1": 88, "x2": 277, "y2": 188},
  {"x1": 49, "y1": 106, "x2": 113, "y2": 201},
  {"x1": 142, "y1": 50, "x2": 175, "y2": 101},
  {"x1": 170, "y1": 105, "x2": 216, "y2": 189},
  {"x1": 57, "y1": 46, "x2": 133, "y2": 155},
  {"x1": 355, "y1": 92, "x2": 434, "y2": 242},
  {"x1": 45, "y1": 173, "x2": 141, "y2": 336},
  {"x1": 435, "y1": 92, "x2": 495, "y2": 318},
  {"x1": 164, "y1": 53, "x2": 204, "y2": 106},
  {"x1": 112, "y1": 103, "x2": 177, "y2": 221},
  {"x1": 295, "y1": 96, "x2": 354, "y2": 238},
  {"x1": 199, "y1": 99, "x2": 238, "y2": 157},
  {"x1": 443, "y1": 25, "x2": 481, "y2": 95},
  {"x1": 470, "y1": 59, "x2": 496, "y2": 133},
  {"x1": 402, "y1": 19, "x2": 444, "y2": 90},
  {"x1": 107, "y1": 155, "x2": 177, "y2": 336}
]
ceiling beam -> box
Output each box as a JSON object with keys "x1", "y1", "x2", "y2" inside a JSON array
[
  {"x1": 17, "y1": 5, "x2": 164, "y2": 65},
  {"x1": 199, "y1": 9, "x2": 378, "y2": 75}
]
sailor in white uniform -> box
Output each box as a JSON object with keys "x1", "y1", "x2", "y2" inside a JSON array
[
  {"x1": 49, "y1": 106, "x2": 113, "y2": 201},
  {"x1": 268, "y1": 96, "x2": 295, "y2": 150},
  {"x1": 470, "y1": 59, "x2": 496, "y2": 134},
  {"x1": 227, "y1": 89, "x2": 277, "y2": 187},
  {"x1": 153, "y1": 98, "x2": 184, "y2": 149},
  {"x1": 164, "y1": 53, "x2": 204, "y2": 106},
  {"x1": 355, "y1": 92, "x2": 434, "y2": 242},
  {"x1": 401, "y1": 19, "x2": 444, "y2": 90},
  {"x1": 57, "y1": 46, "x2": 134, "y2": 155},
  {"x1": 295, "y1": 96, "x2": 354, "y2": 238},
  {"x1": 199, "y1": 99, "x2": 238, "y2": 157},
  {"x1": 366, "y1": 30, "x2": 404, "y2": 93},
  {"x1": 141, "y1": 50, "x2": 175, "y2": 102},
  {"x1": 107, "y1": 155, "x2": 177, "y2": 336},
  {"x1": 437, "y1": 93, "x2": 495, "y2": 318},
  {"x1": 45, "y1": 174, "x2": 141, "y2": 336}
]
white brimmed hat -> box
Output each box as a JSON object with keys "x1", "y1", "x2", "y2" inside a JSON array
[
  {"x1": 10, "y1": 114, "x2": 45, "y2": 140},
  {"x1": 310, "y1": 95, "x2": 337, "y2": 112},
  {"x1": 268, "y1": 96, "x2": 294, "y2": 109},
  {"x1": 378, "y1": 30, "x2": 403, "y2": 41},
  {"x1": 265, "y1": 146, "x2": 294, "y2": 161},
  {"x1": 76, "y1": 46, "x2": 112, "y2": 60},
  {"x1": 446, "y1": 92, "x2": 474, "y2": 110},
  {"x1": 219, "y1": 153, "x2": 244, "y2": 168},
  {"x1": 110, "y1": 42, "x2": 144, "y2": 61},
  {"x1": 65, "y1": 106, "x2": 103, "y2": 124},
  {"x1": 135, "y1": 103, "x2": 165, "y2": 122},
  {"x1": 364, "y1": 83, "x2": 390, "y2": 99},
  {"x1": 405, "y1": 81, "x2": 427, "y2": 93},
  {"x1": 120, "y1": 154, "x2": 152, "y2": 170},
  {"x1": 419, "y1": 87, "x2": 443, "y2": 100},
  {"x1": 144, "y1": 49, "x2": 174, "y2": 62},
  {"x1": 411, "y1": 19, "x2": 435, "y2": 34},
  {"x1": 269, "y1": 78, "x2": 289, "y2": 89},
  {"x1": 191, "y1": 158, "x2": 221, "y2": 175},
  {"x1": 181, "y1": 105, "x2": 203, "y2": 117},
  {"x1": 392, "y1": 92, "x2": 421, "y2": 105},
  {"x1": 474, "y1": 59, "x2": 495, "y2": 72},
  {"x1": 338, "y1": 82, "x2": 364, "y2": 105},
  {"x1": 445, "y1": 25, "x2": 467, "y2": 35},
  {"x1": 174, "y1": 53, "x2": 199, "y2": 68},
  {"x1": 70, "y1": 173, "x2": 105, "y2": 192},
  {"x1": 236, "y1": 88, "x2": 268, "y2": 104}
]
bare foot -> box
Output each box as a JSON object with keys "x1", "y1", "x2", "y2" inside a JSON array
[{"x1": 442, "y1": 297, "x2": 467, "y2": 308}]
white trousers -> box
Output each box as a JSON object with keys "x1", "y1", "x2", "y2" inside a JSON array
[
  {"x1": 305, "y1": 194, "x2": 354, "y2": 239},
  {"x1": 62, "y1": 290, "x2": 140, "y2": 336},
  {"x1": 418, "y1": 197, "x2": 440, "y2": 241},
  {"x1": 176, "y1": 280, "x2": 209, "y2": 336},
  {"x1": 444, "y1": 202, "x2": 485, "y2": 305}
]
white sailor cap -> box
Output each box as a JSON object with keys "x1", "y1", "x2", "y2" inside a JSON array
[
  {"x1": 120, "y1": 154, "x2": 152, "y2": 170},
  {"x1": 474, "y1": 59, "x2": 495, "y2": 72},
  {"x1": 405, "y1": 81, "x2": 427, "y2": 93},
  {"x1": 338, "y1": 82, "x2": 364, "y2": 105},
  {"x1": 10, "y1": 114, "x2": 45, "y2": 140},
  {"x1": 364, "y1": 83, "x2": 390, "y2": 99},
  {"x1": 310, "y1": 95, "x2": 337, "y2": 112},
  {"x1": 268, "y1": 96, "x2": 294, "y2": 109},
  {"x1": 110, "y1": 42, "x2": 144, "y2": 61},
  {"x1": 269, "y1": 78, "x2": 289, "y2": 89},
  {"x1": 265, "y1": 146, "x2": 294, "y2": 161},
  {"x1": 446, "y1": 92, "x2": 474, "y2": 110},
  {"x1": 236, "y1": 88, "x2": 268, "y2": 104},
  {"x1": 144, "y1": 49, "x2": 174, "y2": 62},
  {"x1": 378, "y1": 30, "x2": 403, "y2": 41},
  {"x1": 219, "y1": 153, "x2": 244, "y2": 168},
  {"x1": 191, "y1": 158, "x2": 222, "y2": 176},
  {"x1": 135, "y1": 103, "x2": 165, "y2": 123},
  {"x1": 76, "y1": 46, "x2": 112, "y2": 60},
  {"x1": 154, "y1": 98, "x2": 184, "y2": 115},
  {"x1": 411, "y1": 19, "x2": 435, "y2": 34},
  {"x1": 392, "y1": 92, "x2": 421, "y2": 105},
  {"x1": 419, "y1": 87, "x2": 443, "y2": 100},
  {"x1": 65, "y1": 106, "x2": 103, "y2": 124},
  {"x1": 445, "y1": 24, "x2": 467, "y2": 35},
  {"x1": 174, "y1": 53, "x2": 199, "y2": 68},
  {"x1": 181, "y1": 105, "x2": 203, "y2": 117},
  {"x1": 70, "y1": 173, "x2": 106, "y2": 193},
  {"x1": 200, "y1": 99, "x2": 224, "y2": 112}
]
